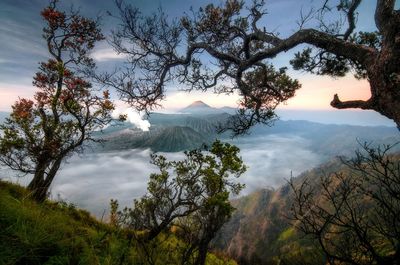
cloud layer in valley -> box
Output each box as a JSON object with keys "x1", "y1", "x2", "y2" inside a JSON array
[
  {"x1": 229, "y1": 135, "x2": 322, "y2": 192},
  {"x1": 0, "y1": 134, "x2": 322, "y2": 217}
]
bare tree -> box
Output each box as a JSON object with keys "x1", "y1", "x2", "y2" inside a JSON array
[
  {"x1": 290, "y1": 143, "x2": 400, "y2": 265},
  {"x1": 104, "y1": 0, "x2": 399, "y2": 134}
]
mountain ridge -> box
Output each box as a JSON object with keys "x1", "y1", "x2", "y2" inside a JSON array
[
  {"x1": 94, "y1": 112, "x2": 400, "y2": 154},
  {"x1": 180, "y1": 101, "x2": 228, "y2": 115},
  {"x1": 186, "y1": 100, "x2": 211, "y2": 108}
]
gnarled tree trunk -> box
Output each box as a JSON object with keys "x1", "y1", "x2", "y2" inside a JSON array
[
  {"x1": 331, "y1": 0, "x2": 400, "y2": 128},
  {"x1": 194, "y1": 242, "x2": 209, "y2": 265},
  {"x1": 27, "y1": 157, "x2": 62, "y2": 202},
  {"x1": 331, "y1": 47, "x2": 400, "y2": 129}
]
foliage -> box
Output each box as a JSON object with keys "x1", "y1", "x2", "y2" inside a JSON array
[
  {"x1": 0, "y1": 0, "x2": 113, "y2": 201},
  {"x1": 0, "y1": 180, "x2": 236, "y2": 265},
  {"x1": 112, "y1": 140, "x2": 246, "y2": 265},
  {"x1": 212, "y1": 148, "x2": 400, "y2": 264},
  {"x1": 106, "y1": 0, "x2": 400, "y2": 132},
  {"x1": 290, "y1": 143, "x2": 400, "y2": 265},
  {"x1": 0, "y1": 180, "x2": 125, "y2": 265}
]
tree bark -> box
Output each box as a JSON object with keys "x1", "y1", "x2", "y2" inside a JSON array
[
  {"x1": 195, "y1": 243, "x2": 208, "y2": 265},
  {"x1": 27, "y1": 161, "x2": 48, "y2": 202},
  {"x1": 27, "y1": 157, "x2": 63, "y2": 202},
  {"x1": 332, "y1": 2, "x2": 400, "y2": 128}
]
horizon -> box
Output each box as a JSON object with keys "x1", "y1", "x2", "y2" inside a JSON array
[
  {"x1": 0, "y1": 98, "x2": 396, "y2": 127},
  {"x1": 157, "y1": 99, "x2": 397, "y2": 127}
]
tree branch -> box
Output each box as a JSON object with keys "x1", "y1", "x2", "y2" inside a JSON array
[
  {"x1": 375, "y1": 0, "x2": 396, "y2": 32},
  {"x1": 343, "y1": 0, "x2": 362, "y2": 40},
  {"x1": 330, "y1": 94, "x2": 372, "y2": 110},
  {"x1": 248, "y1": 29, "x2": 376, "y2": 68}
]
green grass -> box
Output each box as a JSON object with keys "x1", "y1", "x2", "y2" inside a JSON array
[
  {"x1": 0, "y1": 181, "x2": 236, "y2": 265},
  {"x1": 277, "y1": 227, "x2": 295, "y2": 242}
]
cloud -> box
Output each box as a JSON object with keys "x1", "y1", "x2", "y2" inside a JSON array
[
  {"x1": 50, "y1": 149, "x2": 157, "y2": 217},
  {"x1": 0, "y1": 134, "x2": 323, "y2": 217},
  {"x1": 229, "y1": 135, "x2": 322, "y2": 193},
  {"x1": 91, "y1": 48, "x2": 126, "y2": 62},
  {"x1": 112, "y1": 105, "x2": 151, "y2": 131}
]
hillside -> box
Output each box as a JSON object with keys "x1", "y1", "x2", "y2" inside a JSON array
[
  {"x1": 142, "y1": 126, "x2": 210, "y2": 152},
  {"x1": 0, "y1": 181, "x2": 236, "y2": 265},
  {"x1": 96, "y1": 125, "x2": 212, "y2": 152},
  {"x1": 212, "y1": 158, "x2": 361, "y2": 265}
]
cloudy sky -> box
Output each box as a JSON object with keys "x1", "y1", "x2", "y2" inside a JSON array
[{"x1": 1, "y1": 0, "x2": 396, "y2": 115}]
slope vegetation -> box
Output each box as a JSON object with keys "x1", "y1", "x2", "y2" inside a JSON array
[
  {"x1": 0, "y1": 181, "x2": 235, "y2": 265},
  {"x1": 213, "y1": 159, "x2": 358, "y2": 265}
]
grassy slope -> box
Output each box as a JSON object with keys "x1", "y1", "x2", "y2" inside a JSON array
[{"x1": 0, "y1": 181, "x2": 236, "y2": 265}]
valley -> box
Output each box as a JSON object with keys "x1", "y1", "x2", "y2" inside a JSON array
[{"x1": 1, "y1": 101, "x2": 399, "y2": 264}]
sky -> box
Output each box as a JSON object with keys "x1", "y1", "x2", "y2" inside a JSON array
[{"x1": 0, "y1": 0, "x2": 398, "y2": 126}]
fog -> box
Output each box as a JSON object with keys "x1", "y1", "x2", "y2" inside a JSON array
[
  {"x1": 229, "y1": 135, "x2": 322, "y2": 192},
  {"x1": 0, "y1": 134, "x2": 323, "y2": 217}
]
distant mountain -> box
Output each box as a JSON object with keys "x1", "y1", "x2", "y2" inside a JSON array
[
  {"x1": 186, "y1": 100, "x2": 210, "y2": 108},
  {"x1": 180, "y1": 100, "x2": 227, "y2": 115},
  {"x1": 276, "y1": 109, "x2": 395, "y2": 127},
  {"x1": 94, "y1": 112, "x2": 399, "y2": 154},
  {"x1": 94, "y1": 110, "x2": 235, "y2": 152},
  {"x1": 249, "y1": 120, "x2": 400, "y2": 158},
  {"x1": 93, "y1": 111, "x2": 229, "y2": 152},
  {"x1": 148, "y1": 113, "x2": 189, "y2": 126},
  {"x1": 147, "y1": 112, "x2": 229, "y2": 132},
  {"x1": 184, "y1": 116, "x2": 218, "y2": 134},
  {"x1": 142, "y1": 126, "x2": 209, "y2": 152},
  {"x1": 219, "y1": 106, "x2": 237, "y2": 114}
]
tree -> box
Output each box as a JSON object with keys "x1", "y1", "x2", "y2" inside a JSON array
[
  {"x1": 0, "y1": 0, "x2": 113, "y2": 202},
  {"x1": 289, "y1": 143, "x2": 400, "y2": 265},
  {"x1": 174, "y1": 141, "x2": 245, "y2": 265},
  {"x1": 115, "y1": 140, "x2": 245, "y2": 265},
  {"x1": 105, "y1": 0, "x2": 399, "y2": 134},
  {"x1": 175, "y1": 183, "x2": 242, "y2": 265}
]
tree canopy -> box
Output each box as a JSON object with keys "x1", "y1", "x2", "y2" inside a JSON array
[
  {"x1": 290, "y1": 143, "x2": 400, "y2": 265},
  {"x1": 111, "y1": 140, "x2": 246, "y2": 265},
  {"x1": 0, "y1": 0, "x2": 113, "y2": 201},
  {"x1": 106, "y1": 0, "x2": 400, "y2": 134}
]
